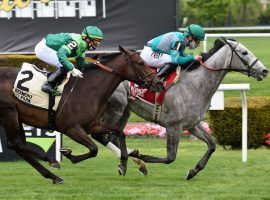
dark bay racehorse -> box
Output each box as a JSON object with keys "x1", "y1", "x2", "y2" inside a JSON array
[
  {"x1": 0, "y1": 46, "x2": 163, "y2": 184},
  {"x1": 100, "y1": 38, "x2": 269, "y2": 179}
]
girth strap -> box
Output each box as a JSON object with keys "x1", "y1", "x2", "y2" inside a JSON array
[{"x1": 48, "y1": 93, "x2": 56, "y2": 131}]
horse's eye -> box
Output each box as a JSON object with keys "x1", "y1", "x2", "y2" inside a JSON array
[{"x1": 242, "y1": 51, "x2": 248, "y2": 55}]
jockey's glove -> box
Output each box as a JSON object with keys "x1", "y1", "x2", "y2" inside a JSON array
[{"x1": 71, "y1": 68, "x2": 83, "y2": 78}]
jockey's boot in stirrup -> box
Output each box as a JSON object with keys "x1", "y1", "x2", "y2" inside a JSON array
[
  {"x1": 157, "y1": 63, "x2": 177, "y2": 78},
  {"x1": 41, "y1": 67, "x2": 67, "y2": 96}
]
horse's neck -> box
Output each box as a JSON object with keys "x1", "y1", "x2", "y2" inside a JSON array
[
  {"x1": 201, "y1": 47, "x2": 230, "y2": 90},
  {"x1": 80, "y1": 70, "x2": 122, "y2": 105},
  {"x1": 178, "y1": 46, "x2": 231, "y2": 105}
]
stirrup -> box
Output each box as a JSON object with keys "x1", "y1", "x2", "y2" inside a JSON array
[
  {"x1": 42, "y1": 83, "x2": 62, "y2": 96},
  {"x1": 52, "y1": 89, "x2": 62, "y2": 96}
]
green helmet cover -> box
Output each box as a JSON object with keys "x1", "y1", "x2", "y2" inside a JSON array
[
  {"x1": 184, "y1": 24, "x2": 205, "y2": 41},
  {"x1": 82, "y1": 26, "x2": 103, "y2": 40}
]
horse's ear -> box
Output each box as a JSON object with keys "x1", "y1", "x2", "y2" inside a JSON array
[{"x1": 119, "y1": 46, "x2": 127, "y2": 55}]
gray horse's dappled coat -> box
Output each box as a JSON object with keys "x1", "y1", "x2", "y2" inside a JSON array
[{"x1": 102, "y1": 38, "x2": 269, "y2": 180}]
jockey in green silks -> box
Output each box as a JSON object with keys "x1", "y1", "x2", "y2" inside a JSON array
[
  {"x1": 140, "y1": 24, "x2": 205, "y2": 77},
  {"x1": 35, "y1": 26, "x2": 103, "y2": 95}
]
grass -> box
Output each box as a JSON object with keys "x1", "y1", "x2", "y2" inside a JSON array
[{"x1": 0, "y1": 137, "x2": 269, "y2": 200}]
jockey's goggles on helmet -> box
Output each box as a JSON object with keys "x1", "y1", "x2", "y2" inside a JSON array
[
  {"x1": 82, "y1": 36, "x2": 102, "y2": 50},
  {"x1": 91, "y1": 38, "x2": 102, "y2": 47},
  {"x1": 194, "y1": 38, "x2": 200, "y2": 45}
]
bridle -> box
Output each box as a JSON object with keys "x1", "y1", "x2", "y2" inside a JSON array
[
  {"x1": 200, "y1": 37, "x2": 259, "y2": 76},
  {"x1": 122, "y1": 51, "x2": 156, "y2": 87}
]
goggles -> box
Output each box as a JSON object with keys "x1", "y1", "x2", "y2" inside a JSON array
[{"x1": 194, "y1": 38, "x2": 201, "y2": 45}]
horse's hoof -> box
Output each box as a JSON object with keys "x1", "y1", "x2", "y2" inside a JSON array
[
  {"x1": 186, "y1": 169, "x2": 196, "y2": 180},
  {"x1": 49, "y1": 162, "x2": 60, "y2": 169},
  {"x1": 59, "y1": 148, "x2": 72, "y2": 156},
  {"x1": 139, "y1": 166, "x2": 148, "y2": 176},
  {"x1": 129, "y1": 149, "x2": 139, "y2": 157},
  {"x1": 118, "y1": 163, "x2": 126, "y2": 176},
  {"x1": 53, "y1": 177, "x2": 64, "y2": 184}
]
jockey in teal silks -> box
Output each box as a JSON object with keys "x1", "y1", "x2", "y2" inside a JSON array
[
  {"x1": 35, "y1": 26, "x2": 103, "y2": 95},
  {"x1": 140, "y1": 24, "x2": 205, "y2": 77}
]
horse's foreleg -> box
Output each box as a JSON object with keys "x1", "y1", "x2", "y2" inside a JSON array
[
  {"x1": 60, "y1": 124, "x2": 98, "y2": 164},
  {"x1": 100, "y1": 103, "x2": 147, "y2": 175},
  {"x1": 92, "y1": 134, "x2": 148, "y2": 176},
  {"x1": 91, "y1": 123, "x2": 128, "y2": 176},
  {"x1": 186, "y1": 123, "x2": 216, "y2": 180},
  {"x1": 131, "y1": 126, "x2": 181, "y2": 164}
]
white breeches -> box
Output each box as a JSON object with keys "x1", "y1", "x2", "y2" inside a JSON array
[
  {"x1": 140, "y1": 46, "x2": 172, "y2": 68},
  {"x1": 35, "y1": 38, "x2": 63, "y2": 68}
]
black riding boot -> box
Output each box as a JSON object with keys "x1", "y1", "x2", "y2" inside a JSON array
[
  {"x1": 156, "y1": 63, "x2": 178, "y2": 78},
  {"x1": 41, "y1": 67, "x2": 68, "y2": 96}
]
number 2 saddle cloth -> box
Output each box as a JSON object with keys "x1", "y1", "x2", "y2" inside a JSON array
[{"x1": 13, "y1": 62, "x2": 68, "y2": 111}]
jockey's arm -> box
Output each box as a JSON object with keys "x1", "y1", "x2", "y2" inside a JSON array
[
  {"x1": 170, "y1": 50, "x2": 194, "y2": 65},
  {"x1": 57, "y1": 45, "x2": 75, "y2": 71},
  {"x1": 76, "y1": 55, "x2": 99, "y2": 70}
]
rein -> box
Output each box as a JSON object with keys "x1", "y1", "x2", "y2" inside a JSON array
[
  {"x1": 85, "y1": 57, "x2": 113, "y2": 73},
  {"x1": 85, "y1": 53, "x2": 155, "y2": 87}
]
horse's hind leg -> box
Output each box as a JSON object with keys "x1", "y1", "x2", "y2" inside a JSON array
[
  {"x1": 4, "y1": 114, "x2": 62, "y2": 184},
  {"x1": 60, "y1": 124, "x2": 98, "y2": 164},
  {"x1": 186, "y1": 123, "x2": 216, "y2": 180},
  {"x1": 17, "y1": 122, "x2": 60, "y2": 169},
  {"x1": 15, "y1": 151, "x2": 63, "y2": 184}
]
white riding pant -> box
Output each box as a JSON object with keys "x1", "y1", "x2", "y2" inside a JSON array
[
  {"x1": 35, "y1": 38, "x2": 63, "y2": 68},
  {"x1": 140, "y1": 46, "x2": 172, "y2": 68}
]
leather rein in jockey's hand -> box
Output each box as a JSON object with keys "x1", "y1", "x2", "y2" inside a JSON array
[
  {"x1": 85, "y1": 57, "x2": 114, "y2": 73},
  {"x1": 198, "y1": 59, "x2": 219, "y2": 71}
]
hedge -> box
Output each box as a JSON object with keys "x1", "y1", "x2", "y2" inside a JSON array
[
  {"x1": 209, "y1": 97, "x2": 270, "y2": 149},
  {"x1": 0, "y1": 54, "x2": 75, "y2": 71}
]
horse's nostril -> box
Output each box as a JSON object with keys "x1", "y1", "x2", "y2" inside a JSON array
[
  {"x1": 262, "y1": 69, "x2": 269, "y2": 78},
  {"x1": 263, "y1": 69, "x2": 269, "y2": 74}
]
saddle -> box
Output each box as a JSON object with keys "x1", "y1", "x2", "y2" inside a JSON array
[
  {"x1": 129, "y1": 66, "x2": 180, "y2": 122},
  {"x1": 13, "y1": 63, "x2": 69, "y2": 130}
]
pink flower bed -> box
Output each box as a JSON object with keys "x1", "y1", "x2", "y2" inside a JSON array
[
  {"x1": 124, "y1": 121, "x2": 211, "y2": 137},
  {"x1": 264, "y1": 133, "x2": 270, "y2": 146},
  {"x1": 124, "y1": 122, "x2": 166, "y2": 137}
]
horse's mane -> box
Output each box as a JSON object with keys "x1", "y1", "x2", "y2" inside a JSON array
[
  {"x1": 89, "y1": 52, "x2": 121, "y2": 64},
  {"x1": 182, "y1": 38, "x2": 226, "y2": 71},
  {"x1": 96, "y1": 49, "x2": 137, "y2": 64}
]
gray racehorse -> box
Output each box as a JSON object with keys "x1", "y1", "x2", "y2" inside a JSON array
[{"x1": 95, "y1": 38, "x2": 269, "y2": 180}]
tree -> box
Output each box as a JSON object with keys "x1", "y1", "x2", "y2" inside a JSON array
[{"x1": 180, "y1": 0, "x2": 262, "y2": 27}]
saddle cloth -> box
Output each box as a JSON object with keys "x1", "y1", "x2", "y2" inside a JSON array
[
  {"x1": 13, "y1": 63, "x2": 68, "y2": 111},
  {"x1": 129, "y1": 67, "x2": 180, "y2": 105}
]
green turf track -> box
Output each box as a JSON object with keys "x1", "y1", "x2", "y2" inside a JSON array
[{"x1": 0, "y1": 137, "x2": 269, "y2": 200}]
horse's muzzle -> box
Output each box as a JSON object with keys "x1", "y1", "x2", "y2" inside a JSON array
[{"x1": 255, "y1": 68, "x2": 269, "y2": 81}]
